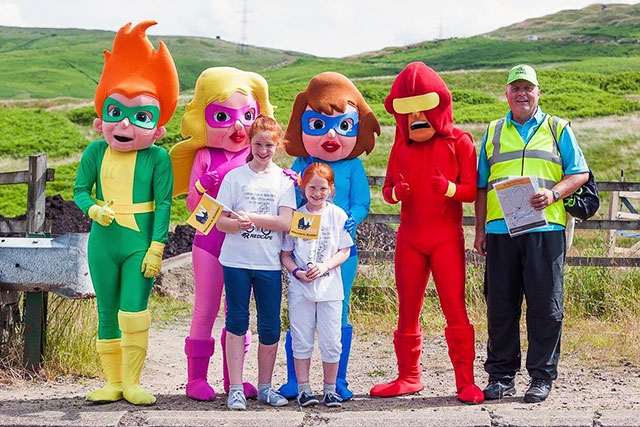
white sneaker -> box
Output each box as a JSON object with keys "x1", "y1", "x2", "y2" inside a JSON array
[
  {"x1": 258, "y1": 387, "x2": 288, "y2": 407},
  {"x1": 227, "y1": 389, "x2": 246, "y2": 410}
]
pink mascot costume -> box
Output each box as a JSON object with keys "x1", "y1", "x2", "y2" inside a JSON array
[
  {"x1": 169, "y1": 67, "x2": 275, "y2": 401},
  {"x1": 369, "y1": 62, "x2": 484, "y2": 404}
]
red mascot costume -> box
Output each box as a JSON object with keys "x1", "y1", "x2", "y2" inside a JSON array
[{"x1": 369, "y1": 62, "x2": 484, "y2": 404}]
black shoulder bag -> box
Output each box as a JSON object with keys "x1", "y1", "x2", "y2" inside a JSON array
[
  {"x1": 563, "y1": 169, "x2": 599, "y2": 221},
  {"x1": 549, "y1": 116, "x2": 600, "y2": 221}
]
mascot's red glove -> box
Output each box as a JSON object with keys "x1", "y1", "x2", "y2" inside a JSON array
[
  {"x1": 393, "y1": 174, "x2": 411, "y2": 202},
  {"x1": 383, "y1": 172, "x2": 411, "y2": 204},
  {"x1": 431, "y1": 168, "x2": 456, "y2": 197}
]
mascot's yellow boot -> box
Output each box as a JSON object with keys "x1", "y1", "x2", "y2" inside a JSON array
[
  {"x1": 86, "y1": 338, "x2": 123, "y2": 402},
  {"x1": 119, "y1": 310, "x2": 156, "y2": 405}
]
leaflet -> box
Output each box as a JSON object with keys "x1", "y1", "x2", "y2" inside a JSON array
[{"x1": 494, "y1": 175, "x2": 547, "y2": 236}]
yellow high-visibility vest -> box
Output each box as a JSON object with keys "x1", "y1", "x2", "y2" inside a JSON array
[{"x1": 485, "y1": 115, "x2": 567, "y2": 227}]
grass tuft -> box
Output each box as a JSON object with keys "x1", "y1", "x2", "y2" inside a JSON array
[{"x1": 0, "y1": 290, "x2": 192, "y2": 384}]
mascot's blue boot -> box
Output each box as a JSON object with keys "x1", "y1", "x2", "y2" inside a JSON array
[
  {"x1": 277, "y1": 330, "x2": 298, "y2": 399},
  {"x1": 336, "y1": 324, "x2": 354, "y2": 400}
]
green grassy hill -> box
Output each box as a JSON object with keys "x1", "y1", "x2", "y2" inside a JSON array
[
  {"x1": 1, "y1": 3, "x2": 640, "y2": 221},
  {"x1": 486, "y1": 3, "x2": 640, "y2": 42},
  {"x1": 3, "y1": 3, "x2": 640, "y2": 98},
  {"x1": 0, "y1": 26, "x2": 309, "y2": 100}
]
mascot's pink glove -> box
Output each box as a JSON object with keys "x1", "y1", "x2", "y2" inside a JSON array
[
  {"x1": 283, "y1": 168, "x2": 299, "y2": 186},
  {"x1": 141, "y1": 241, "x2": 164, "y2": 278},
  {"x1": 195, "y1": 170, "x2": 219, "y2": 194},
  {"x1": 430, "y1": 168, "x2": 456, "y2": 197},
  {"x1": 393, "y1": 174, "x2": 411, "y2": 202}
]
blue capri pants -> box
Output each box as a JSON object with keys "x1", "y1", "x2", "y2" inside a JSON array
[{"x1": 223, "y1": 266, "x2": 282, "y2": 345}]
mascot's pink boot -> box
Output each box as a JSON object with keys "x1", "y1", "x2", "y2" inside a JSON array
[
  {"x1": 184, "y1": 337, "x2": 216, "y2": 401},
  {"x1": 445, "y1": 325, "x2": 484, "y2": 404},
  {"x1": 221, "y1": 327, "x2": 258, "y2": 398},
  {"x1": 370, "y1": 330, "x2": 424, "y2": 397}
]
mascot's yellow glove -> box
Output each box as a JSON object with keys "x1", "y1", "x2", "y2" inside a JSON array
[
  {"x1": 141, "y1": 241, "x2": 165, "y2": 278},
  {"x1": 88, "y1": 200, "x2": 115, "y2": 226}
]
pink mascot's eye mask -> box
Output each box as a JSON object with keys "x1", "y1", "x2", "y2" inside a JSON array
[{"x1": 205, "y1": 101, "x2": 259, "y2": 128}]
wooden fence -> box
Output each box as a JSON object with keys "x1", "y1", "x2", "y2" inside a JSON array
[
  {"x1": 361, "y1": 177, "x2": 640, "y2": 267},
  {"x1": 1, "y1": 162, "x2": 640, "y2": 369},
  {"x1": 0, "y1": 153, "x2": 55, "y2": 369}
]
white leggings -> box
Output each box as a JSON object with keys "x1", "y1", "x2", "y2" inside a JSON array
[{"x1": 289, "y1": 293, "x2": 342, "y2": 363}]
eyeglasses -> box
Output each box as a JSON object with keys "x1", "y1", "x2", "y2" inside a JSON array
[
  {"x1": 301, "y1": 110, "x2": 359, "y2": 137},
  {"x1": 101, "y1": 97, "x2": 160, "y2": 129},
  {"x1": 205, "y1": 101, "x2": 259, "y2": 128}
]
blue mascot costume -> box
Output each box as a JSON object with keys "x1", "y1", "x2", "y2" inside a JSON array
[{"x1": 279, "y1": 72, "x2": 380, "y2": 400}]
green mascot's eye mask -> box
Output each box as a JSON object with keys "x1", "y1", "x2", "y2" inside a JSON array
[{"x1": 102, "y1": 97, "x2": 160, "y2": 130}]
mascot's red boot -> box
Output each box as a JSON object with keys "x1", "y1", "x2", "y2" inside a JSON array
[
  {"x1": 446, "y1": 325, "x2": 484, "y2": 404},
  {"x1": 370, "y1": 330, "x2": 424, "y2": 397}
]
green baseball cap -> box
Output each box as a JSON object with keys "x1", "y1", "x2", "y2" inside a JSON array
[{"x1": 507, "y1": 64, "x2": 538, "y2": 86}]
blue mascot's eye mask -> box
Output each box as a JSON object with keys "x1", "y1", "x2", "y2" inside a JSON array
[
  {"x1": 301, "y1": 110, "x2": 359, "y2": 137},
  {"x1": 102, "y1": 97, "x2": 160, "y2": 130}
]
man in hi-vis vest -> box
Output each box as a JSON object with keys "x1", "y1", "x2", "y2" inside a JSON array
[{"x1": 474, "y1": 64, "x2": 588, "y2": 404}]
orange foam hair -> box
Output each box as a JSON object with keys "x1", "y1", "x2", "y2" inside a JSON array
[{"x1": 94, "y1": 20, "x2": 179, "y2": 127}]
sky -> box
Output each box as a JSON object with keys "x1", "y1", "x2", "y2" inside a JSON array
[{"x1": 0, "y1": 1, "x2": 638, "y2": 58}]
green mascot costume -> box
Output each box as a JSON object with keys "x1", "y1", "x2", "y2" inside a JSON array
[{"x1": 74, "y1": 20, "x2": 179, "y2": 405}]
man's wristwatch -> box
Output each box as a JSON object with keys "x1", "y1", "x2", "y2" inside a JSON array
[{"x1": 552, "y1": 189, "x2": 561, "y2": 202}]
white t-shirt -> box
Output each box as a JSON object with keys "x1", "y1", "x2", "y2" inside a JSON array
[
  {"x1": 218, "y1": 163, "x2": 297, "y2": 270},
  {"x1": 282, "y1": 203, "x2": 354, "y2": 302}
]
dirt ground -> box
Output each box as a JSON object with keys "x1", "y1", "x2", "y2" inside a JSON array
[
  {"x1": 1, "y1": 251, "x2": 640, "y2": 418},
  {"x1": 1, "y1": 309, "x2": 640, "y2": 416},
  {"x1": 0, "y1": 196, "x2": 639, "y2": 417}
]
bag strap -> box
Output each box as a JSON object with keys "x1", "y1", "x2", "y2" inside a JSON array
[
  {"x1": 547, "y1": 115, "x2": 569, "y2": 150},
  {"x1": 547, "y1": 116, "x2": 592, "y2": 179}
]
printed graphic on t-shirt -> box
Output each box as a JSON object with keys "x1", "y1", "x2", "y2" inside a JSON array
[
  {"x1": 304, "y1": 224, "x2": 330, "y2": 278},
  {"x1": 239, "y1": 184, "x2": 278, "y2": 241}
]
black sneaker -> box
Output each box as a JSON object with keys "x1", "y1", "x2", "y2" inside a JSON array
[
  {"x1": 524, "y1": 378, "x2": 551, "y2": 403},
  {"x1": 322, "y1": 391, "x2": 343, "y2": 408},
  {"x1": 483, "y1": 379, "x2": 516, "y2": 400},
  {"x1": 297, "y1": 390, "x2": 319, "y2": 407}
]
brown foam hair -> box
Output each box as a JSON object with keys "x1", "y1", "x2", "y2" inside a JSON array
[{"x1": 284, "y1": 72, "x2": 380, "y2": 159}]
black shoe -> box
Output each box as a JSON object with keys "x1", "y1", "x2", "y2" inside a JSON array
[
  {"x1": 524, "y1": 378, "x2": 551, "y2": 403},
  {"x1": 296, "y1": 390, "x2": 318, "y2": 407},
  {"x1": 483, "y1": 379, "x2": 516, "y2": 400},
  {"x1": 321, "y1": 391, "x2": 343, "y2": 408}
]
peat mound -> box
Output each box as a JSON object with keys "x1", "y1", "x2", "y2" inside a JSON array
[{"x1": 2, "y1": 195, "x2": 397, "y2": 258}]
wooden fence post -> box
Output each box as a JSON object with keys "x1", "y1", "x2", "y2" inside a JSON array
[
  {"x1": 23, "y1": 153, "x2": 48, "y2": 371},
  {"x1": 0, "y1": 290, "x2": 20, "y2": 353}
]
